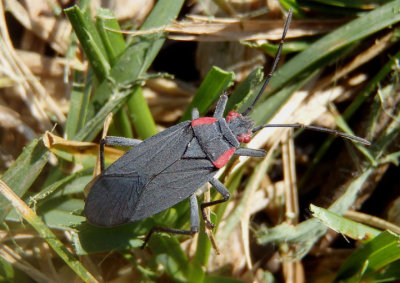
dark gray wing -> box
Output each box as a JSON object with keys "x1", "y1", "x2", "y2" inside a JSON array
[
  {"x1": 105, "y1": 121, "x2": 193, "y2": 177},
  {"x1": 85, "y1": 121, "x2": 196, "y2": 227},
  {"x1": 84, "y1": 172, "x2": 146, "y2": 227},
  {"x1": 130, "y1": 158, "x2": 217, "y2": 221}
]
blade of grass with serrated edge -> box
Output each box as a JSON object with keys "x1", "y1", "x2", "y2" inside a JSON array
[
  {"x1": 0, "y1": 138, "x2": 49, "y2": 222},
  {"x1": 252, "y1": 1, "x2": 400, "y2": 124},
  {"x1": 180, "y1": 66, "x2": 235, "y2": 122},
  {"x1": 0, "y1": 180, "x2": 98, "y2": 283},
  {"x1": 74, "y1": 0, "x2": 184, "y2": 141}
]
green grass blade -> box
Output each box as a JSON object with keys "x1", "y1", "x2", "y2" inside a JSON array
[
  {"x1": 96, "y1": 8, "x2": 126, "y2": 65},
  {"x1": 224, "y1": 66, "x2": 264, "y2": 115},
  {"x1": 108, "y1": 106, "x2": 134, "y2": 138},
  {"x1": 75, "y1": 0, "x2": 185, "y2": 141},
  {"x1": 180, "y1": 66, "x2": 235, "y2": 121},
  {"x1": 127, "y1": 87, "x2": 157, "y2": 139},
  {"x1": 65, "y1": 71, "x2": 86, "y2": 139},
  {"x1": 87, "y1": 0, "x2": 185, "y2": 111},
  {"x1": 95, "y1": 8, "x2": 136, "y2": 139},
  {"x1": 74, "y1": 86, "x2": 133, "y2": 141},
  {"x1": 28, "y1": 168, "x2": 93, "y2": 205},
  {"x1": 310, "y1": 0, "x2": 390, "y2": 9},
  {"x1": 64, "y1": 5, "x2": 110, "y2": 81},
  {"x1": 151, "y1": 236, "x2": 191, "y2": 282},
  {"x1": 335, "y1": 231, "x2": 400, "y2": 281},
  {"x1": 0, "y1": 181, "x2": 98, "y2": 283},
  {"x1": 74, "y1": 222, "x2": 145, "y2": 254},
  {"x1": 0, "y1": 138, "x2": 49, "y2": 222}
]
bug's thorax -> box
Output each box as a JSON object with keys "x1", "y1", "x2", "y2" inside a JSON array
[
  {"x1": 189, "y1": 112, "x2": 254, "y2": 168},
  {"x1": 190, "y1": 117, "x2": 236, "y2": 168}
]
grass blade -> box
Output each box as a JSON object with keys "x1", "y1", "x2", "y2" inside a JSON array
[
  {"x1": 0, "y1": 138, "x2": 49, "y2": 221},
  {"x1": 74, "y1": 0, "x2": 185, "y2": 141},
  {"x1": 180, "y1": 66, "x2": 235, "y2": 121},
  {"x1": 64, "y1": 5, "x2": 110, "y2": 81},
  {"x1": 0, "y1": 180, "x2": 98, "y2": 283}
]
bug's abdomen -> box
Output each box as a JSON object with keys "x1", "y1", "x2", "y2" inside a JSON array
[{"x1": 191, "y1": 118, "x2": 236, "y2": 168}]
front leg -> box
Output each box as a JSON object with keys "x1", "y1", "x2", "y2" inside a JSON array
[
  {"x1": 213, "y1": 94, "x2": 228, "y2": 118},
  {"x1": 100, "y1": 136, "x2": 142, "y2": 172},
  {"x1": 234, "y1": 148, "x2": 266, "y2": 157},
  {"x1": 192, "y1": 107, "x2": 199, "y2": 120}
]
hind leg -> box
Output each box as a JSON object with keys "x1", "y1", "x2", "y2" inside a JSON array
[{"x1": 141, "y1": 194, "x2": 199, "y2": 248}]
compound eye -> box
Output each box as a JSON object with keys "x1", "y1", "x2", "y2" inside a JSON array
[
  {"x1": 238, "y1": 132, "x2": 252, "y2": 143},
  {"x1": 226, "y1": 111, "x2": 241, "y2": 122}
]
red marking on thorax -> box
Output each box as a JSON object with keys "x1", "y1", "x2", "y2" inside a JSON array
[
  {"x1": 191, "y1": 117, "x2": 217, "y2": 127},
  {"x1": 213, "y1": 148, "x2": 236, "y2": 168}
]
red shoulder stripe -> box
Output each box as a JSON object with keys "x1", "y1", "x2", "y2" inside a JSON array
[
  {"x1": 191, "y1": 117, "x2": 217, "y2": 127},
  {"x1": 213, "y1": 147, "x2": 235, "y2": 168}
]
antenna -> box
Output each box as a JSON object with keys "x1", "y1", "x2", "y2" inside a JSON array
[
  {"x1": 242, "y1": 9, "x2": 293, "y2": 116},
  {"x1": 252, "y1": 124, "x2": 371, "y2": 145}
]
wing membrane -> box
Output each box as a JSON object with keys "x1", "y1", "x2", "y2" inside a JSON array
[{"x1": 130, "y1": 158, "x2": 217, "y2": 221}]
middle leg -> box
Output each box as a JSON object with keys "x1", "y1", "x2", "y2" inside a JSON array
[{"x1": 200, "y1": 177, "x2": 230, "y2": 229}]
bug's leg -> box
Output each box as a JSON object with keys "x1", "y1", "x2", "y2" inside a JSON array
[
  {"x1": 213, "y1": 94, "x2": 228, "y2": 118},
  {"x1": 192, "y1": 107, "x2": 199, "y2": 120},
  {"x1": 234, "y1": 148, "x2": 266, "y2": 157},
  {"x1": 141, "y1": 194, "x2": 199, "y2": 249},
  {"x1": 201, "y1": 178, "x2": 230, "y2": 229},
  {"x1": 100, "y1": 136, "x2": 142, "y2": 172}
]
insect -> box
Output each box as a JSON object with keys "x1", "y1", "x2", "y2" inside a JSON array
[{"x1": 84, "y1": 9, "x2": 370, "y2": 247}]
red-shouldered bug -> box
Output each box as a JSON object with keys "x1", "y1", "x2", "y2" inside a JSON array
[{"x1": 84, "y1": 9, "x2": 370, "y2": 247}]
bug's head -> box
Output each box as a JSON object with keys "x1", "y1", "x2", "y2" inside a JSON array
[{"x1": 226, "y1": 111, "x2": 254, "y2": 143}]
